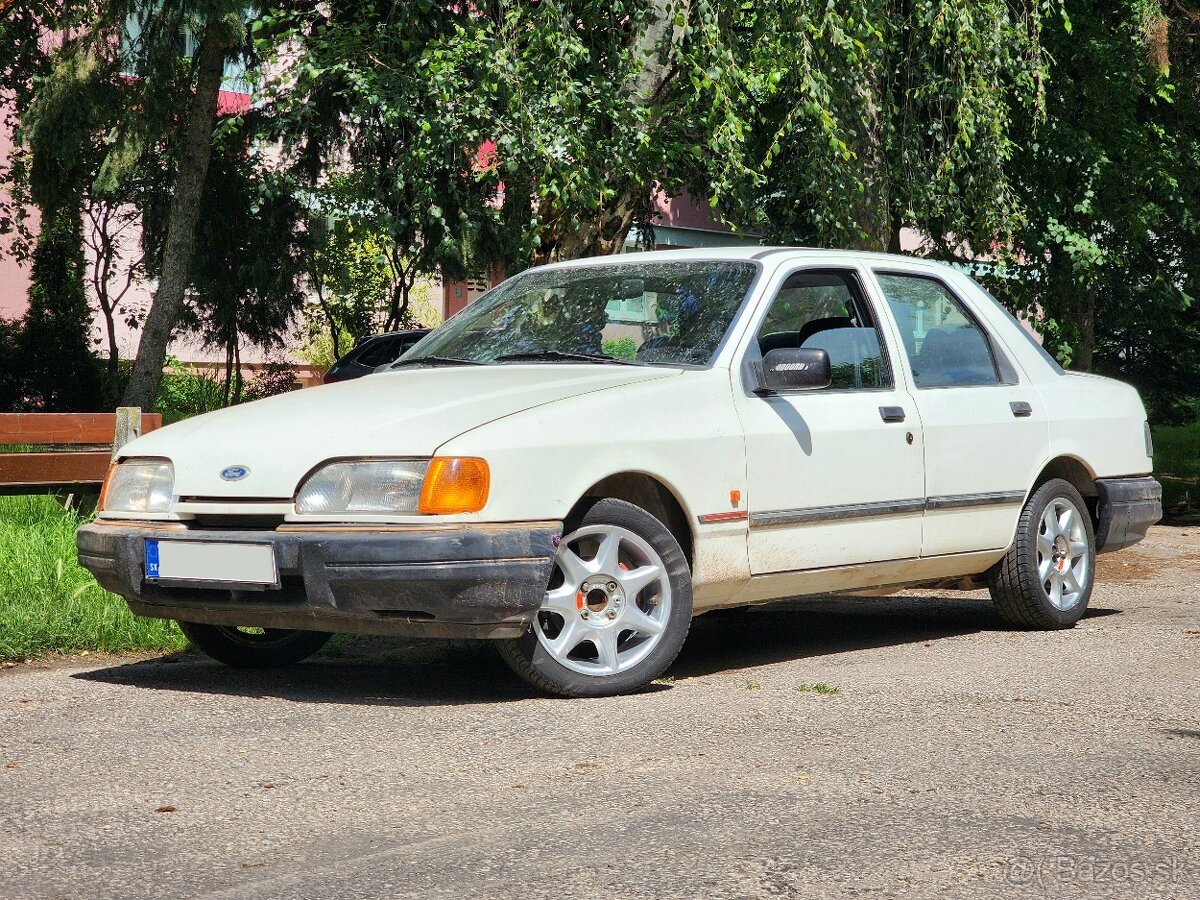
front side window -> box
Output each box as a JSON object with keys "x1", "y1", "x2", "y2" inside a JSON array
[
  {"x1": 875, "y1": 273, "x2": 1000, "y2": 388},
  {"x1": 754, "y1": 269, "x2": 891, "y2": 390},
  {"x1": 408, "y1": 261, "x2": 759, "y2": 367}
]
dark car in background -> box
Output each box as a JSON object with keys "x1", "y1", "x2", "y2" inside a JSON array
[{"x1": 322, "y1": 329, "x2": 432, "y2": 383}]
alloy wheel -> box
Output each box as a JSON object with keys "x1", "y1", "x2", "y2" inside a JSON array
[
  {"x1": 1036, "y1": 497, "x2": 1091, "y2": 610},
  {"x1": 534, "y1": 524, "x2": 672, "y2": 676}
]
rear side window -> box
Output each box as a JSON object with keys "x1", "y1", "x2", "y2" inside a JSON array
[
  {"x1": 875, "y1": 273, "x2": 1000, "y2": 388},
  {"x1": 755, "y1": 269, "x2": 891, "y2": 390}
]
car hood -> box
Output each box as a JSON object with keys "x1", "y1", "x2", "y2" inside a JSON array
[{"x1": 122, "y1": 365, "x2": 677, "y2": 499}]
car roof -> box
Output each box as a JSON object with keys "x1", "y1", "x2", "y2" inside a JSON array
[{"x1": 538, "y1": 245, "x2": 961, "y2": 275}]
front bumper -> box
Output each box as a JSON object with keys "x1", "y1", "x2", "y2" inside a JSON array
[
  {"x1": 77, "y1": 520, "x2": 561, "y2": 639},
  {"x1": 1095, "y1": 477, "x2": 1162, "y2": 554}
]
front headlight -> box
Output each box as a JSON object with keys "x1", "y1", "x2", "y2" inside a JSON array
[
  {"x1": 101, "y1": 459, "x2": 175, "y2": 513},
  {"x1": 295, "y1": 459, "x2": 430, "y2": 515},
  {"x1": 294, "y1": 457, "x2": 491, "y2": 515}
]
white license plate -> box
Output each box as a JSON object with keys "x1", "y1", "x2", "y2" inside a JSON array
[{"x1": 145, "y1": 540, "x2": 278, "y2": 585}]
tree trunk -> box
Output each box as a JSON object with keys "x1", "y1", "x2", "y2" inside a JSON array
[
  {"x1": 232, "y1": 340, "x2": 243, "y2": 403},
  {"x1": 384, "y1": 262, "x2": 416, "y2": 331},
  {"x1": 1076, "y1": 289, "x2": 1096, "y2": 372},
  {"x1": 545, "y1": 188, "x2": 641, "y2": 262},
  {"x1": 120, "y1": 23, "x2": 229, "y2": 409},
  {"x1": 886, "y1": 209, "x2": 903, "y2": 254},
  {"x1": 222, "y1": 341, "x2": 234, "y2": 406},
  {"x1": 313, "y1": 282, "x2": 343, "y2": 362},
  {"x1": 1048, "y1": 239, "x2": 1095, "y2": 370},
  {"x1": 849, "y1": 88, "x2": 890, "y2": 251},
  {"x1": 86, "y1": 205, "x2": 122, "y2": 402},
  {"x1": 99, "y1": 295, "x2": 120, "y2": 402}
]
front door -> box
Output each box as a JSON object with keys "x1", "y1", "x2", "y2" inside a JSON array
[{"x1": 734, "y1": 267, "x2": 925, "y2": 574}]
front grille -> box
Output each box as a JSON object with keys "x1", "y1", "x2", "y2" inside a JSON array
[{"x1": 186, "y1": 515, "x2": 286, "y2": 531}]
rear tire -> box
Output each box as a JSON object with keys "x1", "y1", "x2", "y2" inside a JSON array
[
  {"x1": 988, "y1": 478, "x2": 1096, "y2": 629},
  {"x1": 497, "y1": 498, "x2": 693, "y2": 697},
  {"x1": 177, "y1": 622, "x2": 332, "y2": 667}
]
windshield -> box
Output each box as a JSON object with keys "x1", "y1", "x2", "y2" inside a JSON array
[{"x1": 404, "y1": 260, "x2": 759, "y2": 367}]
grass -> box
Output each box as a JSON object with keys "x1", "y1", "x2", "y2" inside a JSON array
[
  {"x1": 1152, "y1": 421, "x2": 1200, "y2": 511},
  {"x1": 0, "y1": 495, "x2": 185, "y2": 662},
  {"x1": 796, "y1": 682, "x2": 841, "y2": 695}
]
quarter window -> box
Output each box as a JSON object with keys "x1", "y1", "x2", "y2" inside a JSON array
[
  {"x1": 755, "y1": 270, "x2": 891, "y2": 390},
  {"x1": 875, "y1": 273, "x2": 1000, "y2": 388}
]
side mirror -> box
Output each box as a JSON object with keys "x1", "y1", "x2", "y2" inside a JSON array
[{"x1": 754, "y1": 347, "x2": 832, "y2": 394}]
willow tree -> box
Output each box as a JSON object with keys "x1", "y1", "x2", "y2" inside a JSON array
[
  {"x1": 483, "y1": 0, "x2": 749, "y2": 264},
  {"x1": 720, "y1": 1, "x2": 1053, "y2": 253},
  {"x1": 479, "y1": 0, "x2": 1060, "y2": 263},
  {"x1": 254, "y1": 1, "x2": 756, "y2": 276},
  {"x1": 992, "y1": 0, "x2": 1200, "y2": 420}
]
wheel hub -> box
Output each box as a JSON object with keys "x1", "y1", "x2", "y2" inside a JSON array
[
  {"x1": 1051, "y1": 534, "x2": 1070, "y2": 571},
  {"x1": 578, "y1": 576, "x2": 623, "y2": 619}
]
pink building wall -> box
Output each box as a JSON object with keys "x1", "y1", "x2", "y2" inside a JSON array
[
  {"x1": 0, "y1": 122, "x2": 34, "y2": 322},
  {"x1": 652, "y1": 189, "x2": 736, "y2": 234}
]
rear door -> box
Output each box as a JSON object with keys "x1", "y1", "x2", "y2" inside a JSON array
[
  {"x1": 868, "y1": 269, "x2": 1047, "y2": 555},
  {"x1": 733, "y1": 266, "x2": 925, "y2": 573}
]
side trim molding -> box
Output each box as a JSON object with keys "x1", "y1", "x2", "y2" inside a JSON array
[
  {"x1": 748, "y1": 491, "x2": 1025, "y2": 529},
  {"x1": 750, "y1": 498, "x2": 925, "y2": 528},
  {"x1": 925, "y1": 490, "x2": 1026, "y2": 511}
]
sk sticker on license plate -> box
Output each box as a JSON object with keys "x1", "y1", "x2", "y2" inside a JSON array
[{"x1": 144, "y1": 539, "x2": 161, "y2": 578}]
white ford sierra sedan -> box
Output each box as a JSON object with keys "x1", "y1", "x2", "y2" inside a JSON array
[{"x1": 78, "y1": 248, "x2": 1162, "y2": 696}]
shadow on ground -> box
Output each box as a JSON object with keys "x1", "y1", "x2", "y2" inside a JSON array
[{"x1": 71, "y1": 594, "x2": 1121, "y2": 707}]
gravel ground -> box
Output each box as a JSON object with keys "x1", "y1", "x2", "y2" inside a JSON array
[{"x1": 2, "y1": 526, "x2": 1198, "y2": 899}]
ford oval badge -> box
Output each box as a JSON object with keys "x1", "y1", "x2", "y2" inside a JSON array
[{"x1": 220, "y1": 465, "x2": 250, "y2": 482}]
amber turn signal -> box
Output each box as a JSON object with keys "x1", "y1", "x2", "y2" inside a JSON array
[
  {"x1": 97, "y1": 461, "x2": 118, "y2": 512},
  {"x1": 418, "y1": 457, "x2": 490, "y2": 514}
]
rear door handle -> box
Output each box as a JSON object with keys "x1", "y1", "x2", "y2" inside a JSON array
[
  {"x1": 879, "y1": 406, "x2": 906, "y2": 423},
  {"x1": 1010, "y1": 401, "x2": 1033, "y2": 418}
]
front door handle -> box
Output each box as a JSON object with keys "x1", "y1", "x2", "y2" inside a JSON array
[
  {"x1": 1010, "y1": 401, "x2": 1033, "y2": 418},
  {"x1": 879, "y1": 406, "x2": 906, "y2": 423}
]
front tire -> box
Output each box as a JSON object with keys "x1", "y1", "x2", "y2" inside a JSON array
[
  {"x1": 988, "y1": 478, "x2": 1096, "y2": 629},
  {"x1": 497, "y1": 498, "x2": 693, "y2": 697},
  {"x1": 177, "y1": 622, "x2": 332, "y2": 667}
]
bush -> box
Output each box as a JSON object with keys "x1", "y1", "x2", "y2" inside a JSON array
[
  {"x1": 602, "y1": 337, "x2": 638, "y2": 361},
  {"x1": 243, "y1": 361, "x2": 301, "y2": 402},
  {"x1": 154, "y1": 358, "x2": 227, "y2": 424},
  {"x1": 1153, "y1": 421, "x2": 1200, "y2": 511},
  {"x1": 0, "y1": 316, "x2": 23, "y2": 411}
]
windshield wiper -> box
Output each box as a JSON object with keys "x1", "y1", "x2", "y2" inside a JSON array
[
  {"x1": 389, "y1": 356, "x2": 487, "y2": 368},
  {"x1": 494, "y1": 350, "x2": 633, "y2": 365}
]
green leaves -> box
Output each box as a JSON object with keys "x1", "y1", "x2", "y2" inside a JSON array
[{"x1": 988, "y1": 0, "x2": 1200, "y2": 420}]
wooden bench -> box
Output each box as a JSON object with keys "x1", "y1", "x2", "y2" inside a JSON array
[{"x1": 0, "y1": 409, "x2": 162, "y2": 496}]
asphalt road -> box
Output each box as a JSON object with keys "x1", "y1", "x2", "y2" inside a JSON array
[{"x1": 2, "y1": 526, "x2": 1198, "y2": 899}]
